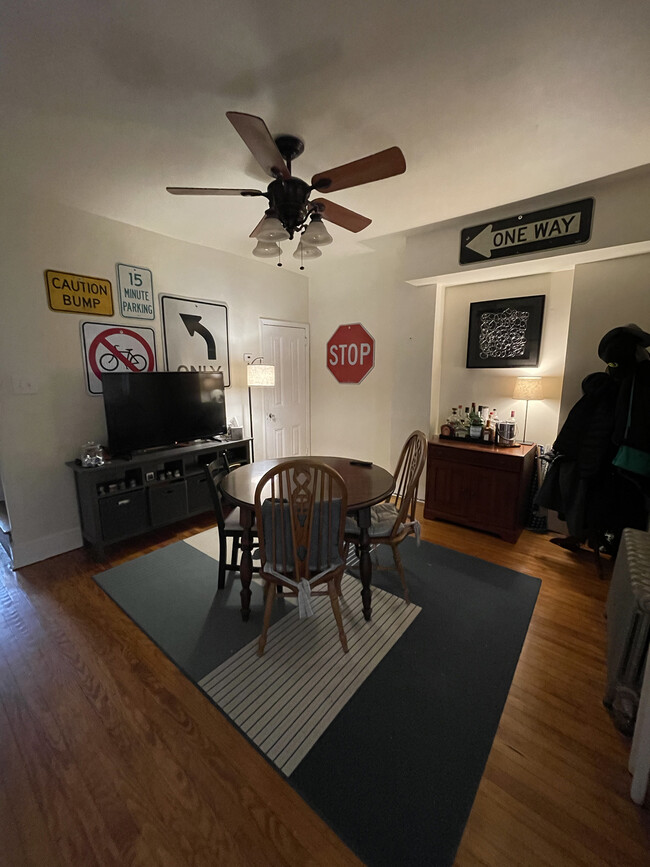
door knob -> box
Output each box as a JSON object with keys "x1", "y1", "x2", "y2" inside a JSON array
[{"x1": 268, "y1": 412, "x2": 276, "y2": 421}]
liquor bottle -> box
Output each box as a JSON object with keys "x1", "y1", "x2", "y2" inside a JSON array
[
  {"x1": 482, "y1": 411, "x2": 495, "y2": 444},
  {"x1": 455, "y1": 407, "x2": 468, "y2": 437},
  {"x1": 446, "y1": 408, "x2": 460, "y2": 430},
  {"x1": 492, "y1": 408, "x2": 505, "y2": 446},
  {"x1": 509, "y1": 409, "x2": 517, "y2": 444},
  {"x1": 468, "y1": 404, "x2": 483, "y2": 439}
]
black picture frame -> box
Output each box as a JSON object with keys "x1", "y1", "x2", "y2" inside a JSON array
[{"x1": 466, "y1": 294, "x2": 545, "y2": 368}]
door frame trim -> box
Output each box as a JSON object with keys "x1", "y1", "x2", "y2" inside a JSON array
[{"x1": 259, "y1": 318, "x2": 311, "y2": 459}]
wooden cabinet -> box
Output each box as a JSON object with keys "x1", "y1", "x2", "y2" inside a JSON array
[
  {"x1": 424, "y1": 437, "x2": 536, "y2": 543},
  {"x1": 67, "y1": 438, "x2": 252, "y2": 557}
]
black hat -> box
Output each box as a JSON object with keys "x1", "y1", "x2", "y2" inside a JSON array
[{"x1": 598, "y1": 323, "x2": 650, "y2": 364}]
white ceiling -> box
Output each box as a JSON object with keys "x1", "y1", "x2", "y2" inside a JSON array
[{"x1": 2, "y1": 0, "x2": 650, "y2": 273}]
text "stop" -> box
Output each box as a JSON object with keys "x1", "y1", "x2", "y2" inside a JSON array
[
  {"x1": 326, "y1": 323, "x2": 375, "y2": 384},
  {"x1": 328, "y1": 342, "x2": 372, "y2": 366}
]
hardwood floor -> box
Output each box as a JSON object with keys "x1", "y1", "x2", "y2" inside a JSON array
[{"x1": 1, "y1": 510, "x2": 649, "y2": 866}]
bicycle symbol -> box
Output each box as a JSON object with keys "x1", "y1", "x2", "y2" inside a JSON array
[{"x1": 99, "y1": 345, "x2": 147, "y2": 371}]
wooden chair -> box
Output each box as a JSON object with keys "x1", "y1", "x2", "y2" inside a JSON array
[
  {"x1": 254, "y1": 459, "x2": 349, "y2": 656},
  {"x1": 204, "y1": 458, "x2": 257, "y2": 590},
  {"x1": 345, "y1": 430, "x2": 427, "y2": 603}
]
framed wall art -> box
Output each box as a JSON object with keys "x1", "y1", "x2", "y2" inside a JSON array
[{"x1": 466, "y1": 294, "x2": 545, "y2": 368}]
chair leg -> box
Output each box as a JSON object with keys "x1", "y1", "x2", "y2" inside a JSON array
[
  {"x1": 217, "y1": 530, "x2": 227, "y2": 590},
  {"x1": 328, "y1": 580, "x2": 348, "y2": 653},
  {"x1": 230, "y1": 535, "x2": 240, "y2": 568},
  {"x1": 392, "y1": 544, "x2": 410, "y2": 604},
  {"x1": 258, "y1": 582, "x2": 276, "y2": 657}
]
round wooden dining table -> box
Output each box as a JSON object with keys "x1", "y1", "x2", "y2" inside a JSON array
[{"x1": 220, "y1": 456, "x2": 395, "y2": 622}]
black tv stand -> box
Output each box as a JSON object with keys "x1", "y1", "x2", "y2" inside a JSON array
[{"x1": 67, "y1": 438, "x2": 252, "y2": 558}]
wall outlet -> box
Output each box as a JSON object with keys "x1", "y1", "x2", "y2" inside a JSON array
[{"x1": 243, "y1": 353, "x2": 253, "y2": 363}]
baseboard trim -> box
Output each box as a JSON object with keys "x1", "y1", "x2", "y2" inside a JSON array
[{"x1": 11, "y1": 528, "x2": 83, "y2": 569}]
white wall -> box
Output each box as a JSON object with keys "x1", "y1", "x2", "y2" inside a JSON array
[
  {"x1": 0, "y1": 194, "x2": 307, "y2": 567},
  {"x1": 437, "y1": 270, "x2": 574, "y2": 449},
  {"x1": 308, "y1": 238, "x2": 435, "y2": 478},
  {"x1": 560, "y1": 252, "x2": 650, "y2": 424}
]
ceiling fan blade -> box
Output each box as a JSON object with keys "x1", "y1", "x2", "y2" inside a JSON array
[
  {"x1": 311, "y1": 146, "x2": 406, "y2": 193},
  {"x1": 226, "y1": 111, "x2": 291, "y2": 180},
  {"x1": 166, "y1": 187, "x2": 265, "y2": 196},
  {"x1": 312, "y1": 198, "x2": 371, "y2": 233}
]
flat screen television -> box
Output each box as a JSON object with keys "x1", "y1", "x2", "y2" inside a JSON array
[{"x1": 102, "y1": 371, "x2": 227, "y2": 455}]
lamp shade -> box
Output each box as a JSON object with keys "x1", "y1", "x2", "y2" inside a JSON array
[
  {"x1": 257, "y1": 215, "x2": 290, "y2": 242},
  {"x1": 513, "y1": 376, "x2": 544, "y2": 400},
  {"x1": 293, "y1": 241, "x2": 322, "y2": 259},
  {"x1": 246, "y1": 363, "x2": 275, "y2": 387},
  {"x1": 301, "y1": 214, "x2": 333, "y2": 246},
  {"x1": 252, "y1": 239, "x2": 281, "y2": 258}
]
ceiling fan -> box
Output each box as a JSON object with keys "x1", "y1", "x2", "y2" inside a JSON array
[{"x1": 166, "y1": 111, "x2": 406, "y2": 266}]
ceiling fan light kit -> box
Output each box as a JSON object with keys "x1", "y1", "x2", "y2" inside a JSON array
[
  {"x1": 256, "y1": 212, "x2": 290, "y2": 242},
  {"x1": 293, "y1": 241, "x2": 322, "y2": 260},
  {"x1": 166, "y1": 111, "x2": 406, "y2": 267},
  {"x1": 301, "y1": 213, "x2": 333, "y2": 246},
  {"x1": 252, "y1": 239, "x2": 281, "y2": 258}
]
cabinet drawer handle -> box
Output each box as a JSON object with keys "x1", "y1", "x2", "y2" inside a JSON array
[{"x1": 118, "y1": 499, "x2": 130, "y2": 506}]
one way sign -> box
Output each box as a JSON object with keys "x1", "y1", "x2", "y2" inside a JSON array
[
  {"x1": 460, "y1": 198, "x2": 594, "y2": 265},
  {"x1": 160, "y1": 295, "x2": 231, "y2": 385}
]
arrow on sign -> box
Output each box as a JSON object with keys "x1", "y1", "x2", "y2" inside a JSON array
[
  {"x1": 466, "y1": 211, "x2": 582, "y2": 259},
  {"x1": 180, "y1": 314, "x2": 216, "y2": 359}
]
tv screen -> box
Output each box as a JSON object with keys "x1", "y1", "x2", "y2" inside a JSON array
[{"x1": 102, "y1": 371, "x2": 227, "y2": 455}]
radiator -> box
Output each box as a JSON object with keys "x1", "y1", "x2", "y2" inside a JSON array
[{"x1": 603, "y1": 528, "x2": 650, "y2": 736}]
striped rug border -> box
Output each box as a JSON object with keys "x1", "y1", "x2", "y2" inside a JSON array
[{"x1": 199, "y1": 573, "x2": 420, "y2": 776}]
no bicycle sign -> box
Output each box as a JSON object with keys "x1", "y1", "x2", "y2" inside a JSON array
[{"x1": 81, "y1": 322, "x2": 157, "y2": 394}]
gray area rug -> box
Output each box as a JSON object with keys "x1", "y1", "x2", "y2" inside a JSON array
[{"x1": 95, "y1": 533, "x2": 540, "y2": 866}]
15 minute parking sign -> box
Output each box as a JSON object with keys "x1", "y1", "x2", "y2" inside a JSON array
[{"x1": 116, "y1": 264, "x2": 155, "y2": 319}]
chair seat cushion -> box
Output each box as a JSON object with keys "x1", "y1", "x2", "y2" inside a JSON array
[{"x1": 345, "y1": 501, "x2": 399, "y2": 538}]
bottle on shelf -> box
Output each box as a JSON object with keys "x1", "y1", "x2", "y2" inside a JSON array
[
  {"x1": 468, "y1": 403, "x2": 483, "y2": 440},
  {"x1": 446, "y1": 407, "x2": 460, "y2": 430},
  {"x1": 510, "y1": 409, "x2": 518, "y2": 444},
  {"x1": 454, "y1": 405, "x2": 467, "y2": 438},
  {"x1": 482, "y1": 411, "x2": 495, "y2": 444},
  {"x1": 441, "y1": 407, "x2": 459, "y2": 438}
]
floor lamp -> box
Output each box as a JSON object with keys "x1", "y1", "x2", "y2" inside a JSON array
[
  {"x1": 246, "y1": 358, "x2": 275, "y2": 461},
  {"x1": 512, "y1": 376, "x2": 544, "y2": 444}
]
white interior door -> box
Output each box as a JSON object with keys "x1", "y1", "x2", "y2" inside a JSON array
[{"x1": 260, "y1": 319, "x2": 310, "y2": 459}]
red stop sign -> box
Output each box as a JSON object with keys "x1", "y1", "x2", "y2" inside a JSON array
[{"x1": 327, "y1": 323, "x2": 375, "y2": 383}]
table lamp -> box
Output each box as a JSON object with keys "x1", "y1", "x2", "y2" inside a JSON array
[
  {"x1": 512, "y1": 376, "x2": 544, "y2": 444},
  {"x1": 247, "y1": 358, "x2": 276, "y2": 460}
]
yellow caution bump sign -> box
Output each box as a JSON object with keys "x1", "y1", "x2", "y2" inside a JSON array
[{"x1": 45, "y1": 270, "x2": 114, "y2": 316}]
